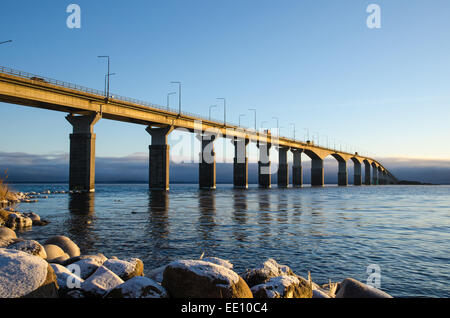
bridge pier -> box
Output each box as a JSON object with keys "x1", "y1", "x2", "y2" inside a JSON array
[
  {"x1": 198, "y1": 134, "x2": 216, "y2": 190},
  {"x1": 364, "y1": 161, "x2": 371, "y2": 185},
  {"x1": 258, "y1": 142, "x2": 272, "y2": 188},
  {"x1": 146, "y1": 126, "x2": 174, "y2": 191},
  {"x1": 277, "y1": 147, "x2": 289, "y2": 188},
  {"x1": 311, "y1": 158, "x2": 324, "y2": 187},
  {"x1": 66, "y1": 113, "x2": 101, "y2": 192},
  {"x1": 378, "y1": 168, "x2": 385, "y2": 185},
  {"x1": 372, "y1": 165, "x2": 378, "y2": 185},
  {"x1": 233, "y1": 138, "x2": 249, "y2": 189},
  {"x1": 338, "y1": 161, "x2": 348, "y2": 186},
  {"x1": 292, "y1": 149, "x2": 303, "y2": 187},
  {"x1": 353, "y1": 161, "x2": 362, "y2": 186}
]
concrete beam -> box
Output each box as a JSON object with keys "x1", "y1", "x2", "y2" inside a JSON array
[
  {"x1": 292, "y1": 149, "x2": 303, "y2": 188},
  {"x1": 146, "y1": 125, "x2": 174, "y2": 191},
  {"x1": 197, "y1": 133, "x2": 216, "y2": 190},
  {"x1": 233, "y1": 138, "x2": 249, "y2": 189},
  {"x1": 277, "y1": 147, "x2": 289, "y2": 188},
  {"x1": 66, "y1": 113, "x2": 101, "y2": 192}
]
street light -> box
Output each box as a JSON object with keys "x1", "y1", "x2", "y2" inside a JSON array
[
  {"x1": 98, "y1": 56, "x2": 111, "y2": 99},
  {"x1": 304, "y1": 128, "x2": 310, "y2": 142},
  {"x1": 248, "y1": 108, "x2": 256, "y2": 131},
  {"x1": 290, "y1": 123, "x2": 296, "y2": 140},
  {"x1": 167, "y1": 92, "x2": 176, "y2": 110},
  {"x1": 104, "y1": 73, "x2": 115, "y2": 96},
  {"x1": 313, "y1": 131, "x2": 320, "y2": 146},
  {"x1": 239, "y1": 114, "x2": 245, "y2": 127},
  {"x1": 217, "y1": 98, "x2": 226, "y2": 125},
  {"x1": 0, "y1": 40, "x2": 12, "y2": 45},
  {"x1": 209, "y1": 105, "x2": 217, "y2": 121},
  {"x1": 170, "y1": 82, "x2": 182, "y2": 115}
]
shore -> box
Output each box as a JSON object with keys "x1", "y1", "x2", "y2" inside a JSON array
[{"x1": 0, "y1": 189, "x2": 393, "y2": 299}]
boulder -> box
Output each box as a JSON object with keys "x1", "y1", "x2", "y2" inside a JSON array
[
  {"x1": 23, "y1": 212, "x2": 40, "y2": 222},
  {"x1": 81, "y1": 266, "x2": 124, "y2": 297},
  {"x1": 5, "y1": 213, "x2": 32, "y2": 230},
  {"x1": 50, "y1": 253, "x2": 71, "y2": 264},
  {"x1": 44, "y1": 244, "x2": 66, "y2": 262},
  {"x1": 202, "y1": 257, "x2": 234, "y2": 270},
  {"x1": 105, "y1": 276, "x2": 168, "y2": 298},
  {"x1": 242, "y1": 258, "x2": 295, "y2": 287},
  {"x1": 147, "y1": 265, "x2": 166, "y2": 284},
  {"x1": 43, "y1": 236, "x2": 80, "y2": 258},
  {"x1": 335, "y1": 278, "x2": 393, "y2": 298},
  {"x1": 7, "y1": 240, "x2": 47, "y2": 259},
  {"x1": 50, "y1": 263, "x2": 84, "y2": 294},
  {"x1": 71, "y1": 254, "x2": 108, "y2": 279},
  {"x1": 0, "y1": 227, "x2": 16, "y2": 240},
  {"x1": 0, "y1": 248, "x2": 58, "y2": 298},
  {"x1": 162, "y1": 260, "x2": 253, "y2": 298},
  {"x1": 103, "y1": 257, "x2": 144, "y2": 281},
  {"x1": 251, "y1": 275, "x2": 312, "y2": 298}
]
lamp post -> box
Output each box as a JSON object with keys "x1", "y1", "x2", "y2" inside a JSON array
[
  {"x1": 217, "y1": 98, "x2": 226, "y2": 125},
  {"x1": 167, "y1": 92, "x2": 176, "y2": 110},
  {"x1": 304, "y1": 128, "x2": 310, "y2": 142},
  {"x1": 104, "y1": 73, "x2": 115, "y2": 96},
  {"x1": 98, "y1": 56, "x2": 110, "y2": 99},
  {"x1": 239, "y1": 114, "x2": 245, "y2": 127},
  {"x1": 249, "y1": 108, "x2": 256, "y2": 131},
  {"x1": 170, "y1": 81, "x2": 182, "y2": 115},
  {"x1": 290, "y1": 123, "x2": 296, "y2": 140},
  {"x1": 209, "y1": 105, "x2": 217, "y2": 121}
]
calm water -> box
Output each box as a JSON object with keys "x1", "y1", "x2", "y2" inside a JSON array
[{"x1": 9, "y1": 183, "x2": 450, "y2": 298}]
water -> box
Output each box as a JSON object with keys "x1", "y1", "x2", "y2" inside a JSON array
[{"x1": 8, "y1": 183, "x2": 450, "y2": 298}]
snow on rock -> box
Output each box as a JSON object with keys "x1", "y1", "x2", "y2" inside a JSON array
[
  {"x1": 50, "y1": 263, "x2": 84, "y2": 293},
  {"x1": 335, "y1": 278, "x2": 393, "y2": 298},
  {"x1": 105, "y1": 276, "x2": 168, "y2": 298},
  {"x1": 0, "y1": 248, "x2": 56, "y2": 298},
  {"x1": 103, "y1": 257, "x2": 144, "y2": 281},
  {"x1": 251, "y1": 275, "x2": 312, "y2": 298},
  {"x1": 0, "y1": 227, "x2": 16, "y2": 240},
  {"x1": 81, "y1": 265, "x2": 124, "y2": 297},
  {"x1": 201, "y1": 257, "x2": 234, "y2": 270},
  {"x1": 242, "y1": 258, "x2": 295, "y2": 288},
  {"x1": 71, "y1": 254, "x2": 108, "y2": 279},
  {"x1": 6, "y1": 213, "x2": 32, "y2": 230},
  {"x1": 7, "y1": 240, "x2": 47, "y2": 259},
  {"x1": 162, "y1": 260, "x2": 253, "y2": 298},
  {"x1": 147, "y1": 265, "x2": 166, "y2": 284},
  {"x1": 43, "y1": 236, "x2": 80, "y2": 258}
]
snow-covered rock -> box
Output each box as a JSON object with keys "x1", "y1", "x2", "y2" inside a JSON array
[
  {"x1": 71, "y1": 254, "x2": 108, "y2": 279},
  {"x1": 44, "y1": 244, "x2": 66, "y2": 262},
  {"x1": 43, "y1": 236, "x2": 80, "y2": 258},
  {"x1": 335, "y1": 278, "x2": 393, "y2": 298},
  {"x1": 7, "y1": 240, "x2": 47, "y2": 259},
  {"x1": 0, "y1": 227, "x2": 16, "y2": 240},
  {"x1": 6, "y1": 213, "x2": 32, "y2": 230},
  {"x1": 201, "y1": 257, "x2": 234, "y2": 270},
  {"x1": 147, "y1": 265, "x2": 166, "y2": 284},
  {"x1": 251, "y1": 275, "x2": 312, "y2": 298},
  {"x1": 162, "y1": 260, "x2": 253, "y2": 298},
  {"x1": 103, "y1": 257, "x2": 144, "y2": 281},
  {"x1": 81, "y1": 266, "x2": 124, "y2": 297},
  {"x1": 242, "y1": 258, "x2": 295, "y2": 287},
  {"x1": 50, "y1": 263, "x2": 84, "y2": 294},
  {"x1": 0, "y1": 248, "x2": 58, "y2": 298},
  {"x1": 105, "y1": 276, "x2": 168, "y2": 298}
]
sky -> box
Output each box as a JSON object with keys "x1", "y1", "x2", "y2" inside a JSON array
[{"x1": 1, "y1": 0, "x2": 450, "y2": 180}]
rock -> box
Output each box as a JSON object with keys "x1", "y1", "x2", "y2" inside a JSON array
[
  {"x1": 313, "y1": 289, "x2": 331, "y2": 298},
  {"x1": 7, "y1": 240, "x2": 47, "y2": 259},
  {"x1": 6, "y1": 213, "x2": 32, "y2": 230},
  {"x1": 0, "y1": 248, "x2": 58, "y2": 298},
  {"x1": 32, "y1": 219, "x2": 50, "y2": 226},
  {"x1": 44, "y1": 244, "x2": 66, "y2": 262},
  {"x1": 43, "y1": 236, "x2": 80, "y2": 258},
  {"x1": 162, "y1": 260, "x2": 253, "y2": 298},
  {"x1": 50, "y1": 253, "x2": 71, "y2": 264},
  {"x1": 242, "y1": 258, "x2": 295, "y2": 287},
  {"x1": 81, "y1": 266, "x2": 124, "y2": 297},
  {"x1": 147, "y1": 265, "x2": 166, "y2": 284},
  {"x1": 202, "y1": 257, "x2": 234, "y2": 270},
  {"x1": 251, "y1": 275, "x2": 312, "y2": 298},
  {"x1": 71, "y1": 254, "x2": 108, "y2": 279},
  {"x1": 0, "y1": 226, "x2": 16, "y2": 240},
  {"x1": 103, "y1": 257, "x2": 144, "y2": 281},
  {"x1": 105, "y1": 276, "x2": 168, "y2": 298},
  {"x1": 50, "y1": 263, "x2": 84, "y2": 294},
  {"x1": 23, "y1": 212, "x2": 40, "y2": 222},
  {"x1": 335, "y1": 278, "x2": 393, "y2": 298}
]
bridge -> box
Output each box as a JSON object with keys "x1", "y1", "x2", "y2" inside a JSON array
[{"x1": 0, "y1": 66, "x2": 397, "y2": 192}]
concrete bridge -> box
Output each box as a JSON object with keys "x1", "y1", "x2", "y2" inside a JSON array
[{"x1": 0, "y1": 66, "x2": 397, "y2": 192}]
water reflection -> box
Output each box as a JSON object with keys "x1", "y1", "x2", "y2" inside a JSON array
[
  {"x1": 257, "y1": 191, "x2": 272, "y2": 241},
  {"x1": 197, "y1": 190, "x2": 217, "y2": 248},
  {"x1": 148, "y1": 191, "x2": 170, "y2": 242},
  {"x1": 66, "y1": 192, "x2": 97, "y2": 252},
  {"x1": 232, "y1": 189, "x2": 247, "y2": 243}
]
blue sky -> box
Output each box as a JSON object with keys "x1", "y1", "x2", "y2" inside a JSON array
[{"x1": 1, "y1": 0, "x2": 450, "y2": 163}]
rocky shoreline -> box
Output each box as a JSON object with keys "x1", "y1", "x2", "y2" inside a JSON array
[{"x1": 0, "y1": 190, "x2": 393, "y2": 299}]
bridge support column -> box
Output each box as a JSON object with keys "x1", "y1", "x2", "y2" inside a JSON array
[
  {"x1": 338, "y1": 161, "x2": 348, "y2": 186},
  {"x1": 233, "y1": 138, "x2": 249, "y2": 189},
  {"x1": 277, "y1": 147, "x2": 289, "y2": 188},
  {"x1": 379, "y1": 169, "x2": 385, "y2": 185},
  {"x1": 364, "y1": 162, "x2": 371, "y2": 185},
  {"x1": 311, "y1": 158, "x2": 324, "y2": 187},
  {"x1": 292, "y1": 149, "x2": 303, "y2": 187},
  {"x1": 372, "y1": 165, "x2": 378, "y2": 185},
  {"x1": 257, "y1": 142, "x2": 271, "y2": 188},
  {"x1": 354, "y1": 162, "x2": 362, "y2": 186},
  {"x1": 66, "y1": 113, "x2": 101, "y2": 192},
  {"x1": 147, "y1": 126, "x2": 174, "y2": 191},
  {"x1": 198, "y1": 134, "x2": 216, "y2": 190}
]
